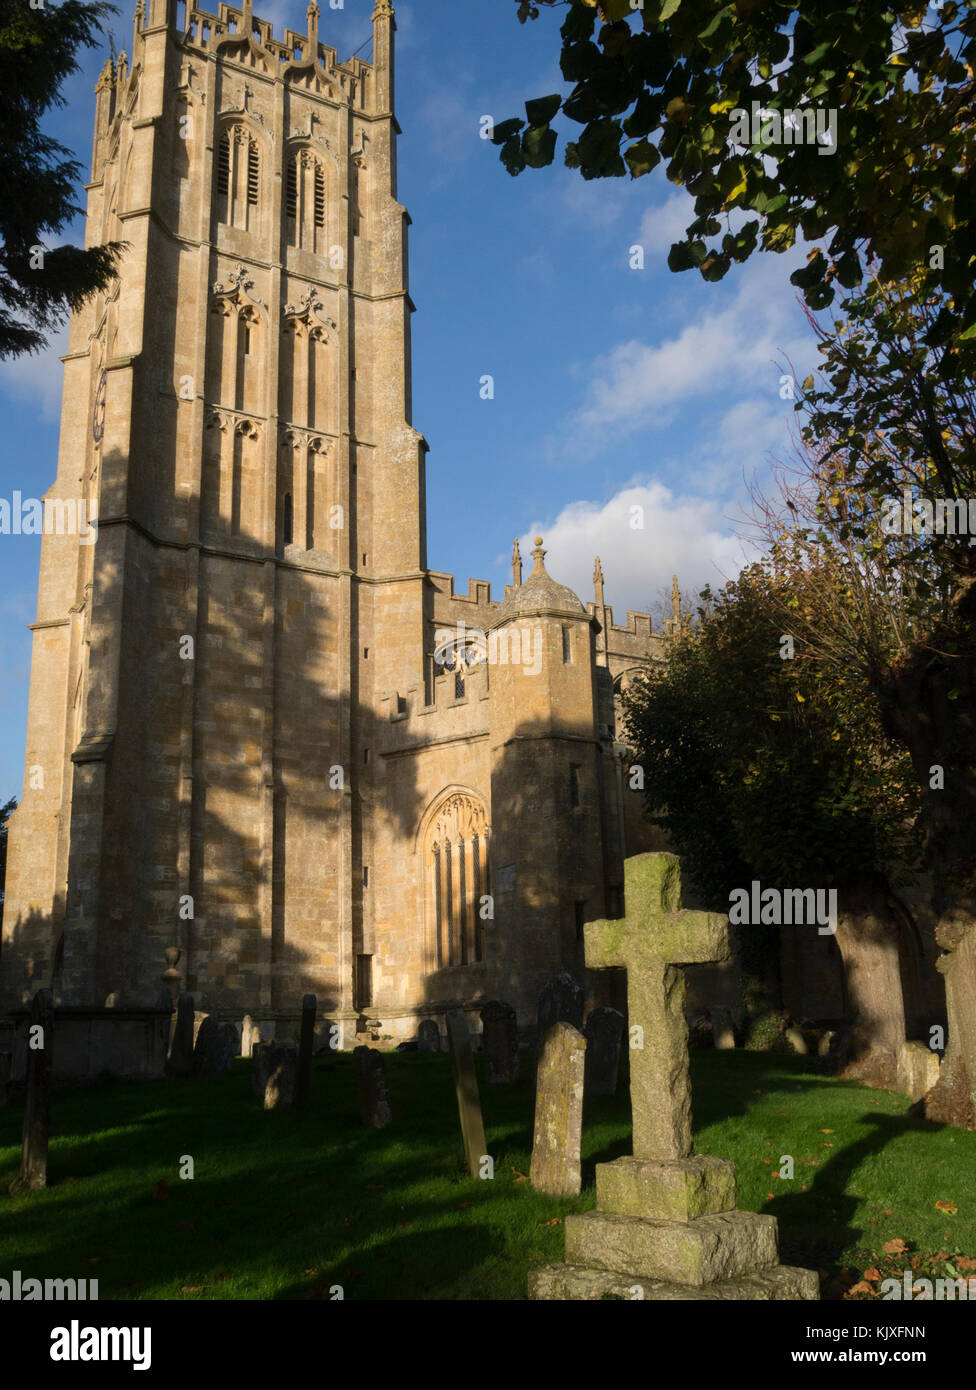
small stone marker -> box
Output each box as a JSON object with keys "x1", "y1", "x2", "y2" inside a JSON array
[
  {"x1": 536, "y1": 971, "x2": 583, "y2": 1046},
  {"x1": 354, "y1": 1046, "x2": 392, "y2": 1128},
  {"x1": 295, "y1": 994, "x2": 316, "y2": 1111},
  {"x1": 10, "y1": 989, "x2": 54, "y2": 1194},
  {"x1": 192, "y1": 1015, "x2": 235, "y2": 1075},
  {"x1": 530, "y1": 1020, "x2": 586, "y2": 1196},
  {"x1": 241, "y1": 1015, "x2": 255, "y2": 1058},
  {"x1": 417, "y1": 1018, "x2": 441, "y2": 1052},
  {"x1": 445, "y1": 1009, "x2": 487, "y2": 1177},
  {"x1": 167, "y1": 993, "x2": 194, "y2": 1076},
  {"x1": 252, "y1": 1042, "x2": 297, "y2": 1109},
  {"x1": 583, "y1": 1006, "x2": 624, "y2": 1096},
  {"x1": 529, "y1": 853, "x2": 819, "y2": 1301},
  {"x1": 480, "y1": 1000, "x2": 519, "y2": 1085},
  {"x1": 711, "y1": 1006, "x2": 736, "y2": 1051}
]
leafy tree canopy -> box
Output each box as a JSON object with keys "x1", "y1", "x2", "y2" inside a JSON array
[
  {"x1": 498, "y1": 1, "x2": 976, "y2": 352},
  {"x1": 0, "y1": 0, "x2": 123, "y2": 358}
]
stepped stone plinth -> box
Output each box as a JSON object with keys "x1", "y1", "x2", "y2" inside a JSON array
[{"x1": 528, "y1": 854, "x2": 819, "y2": 1302}]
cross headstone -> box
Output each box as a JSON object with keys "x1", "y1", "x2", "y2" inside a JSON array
[
  {"x1": 536, "y1": 971, "x2": 583, "y2": 1047},
  {"x1": 583, "y1": 1006, "x2": 624, "y2": 1096},
  {"x1": 417, "y1": 1018, "x2": 441, "y2": 1052},
  {"x1": 445, "y1": 1009, "x2": 487, "y2": 1177},
  {"x1": 585, "y1": 854, "x2": 728, "y2": 1160},
  {"x1": 353, "y1": 1046, "x2": 392, "y2": 1128},
  {"x1": 480, "y1": 1000, "x2": 519, "y2": 1085},
  {"x1": 10, "y1": 989, "x2": 54, "y2": 1194},
  {"x1": 295, "y1": 994, "x2": 316, "y2": 1111},
  {"x1": 530, "y1": 1021, "x2": 586, "y2": 1196}
]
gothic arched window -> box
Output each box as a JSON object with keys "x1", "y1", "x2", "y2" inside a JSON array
[
  {"x1": 216, "y1": 125, "x2": 260, "y2": 232},
  {"x1": 423, "y1": 792, "x2": 490, "y2": 969},
  {"x1": 286, "y1": 149, "x2": 329, "y2": 253}
]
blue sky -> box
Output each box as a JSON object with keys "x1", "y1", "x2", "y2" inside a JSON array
[{"x1": 0, "y1": 0, "x2": 819, "y2": 800}]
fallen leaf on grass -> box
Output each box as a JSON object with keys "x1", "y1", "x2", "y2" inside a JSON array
[
  {"x1": 935, "y1": 1200, "x2": 958, "y2": 1215},
  {"x1": 511, "y1": 1168, "x2": 528, "y2": 1183},
  {"x1": 303, "y1": 1268, "x2": 318, "y2": 1277},
  {"x1": 540, "y1": 1218, "x2": 562, "y2": 1227},
  {"x1": 153, "y1": 1181, "x2": 170, "y2": 1200},
  {"x1": 848, "y1": 1281, "x2": 875, "y2": 1296},
  {"x1": 821, "y1": 1128, "x2": 834, "y2": 1134},
  {"x1": 761, "y1": 1158, "x2": 774, "y2": 1165},
  {"x1": 821, "y1": 1143, "x2": 834, "y2": 1149},
  {"x1": 957, "y1": 1257, "x2": 976, "y2": 1271},
  {"x1": 883, "y1": 1238, "x2": 908, "y2": 1255},
  {"x1": 863, "y1": 1267, "x2": 881, "y2": 1281},
  {"x1": 766, "y1": 1193, "x2": 775, "y2": 1201},
  {"x1": 180, "y1": 1286, "x2": 202, "y2": 1294}
]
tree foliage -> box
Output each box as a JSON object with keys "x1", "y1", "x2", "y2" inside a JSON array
[
  {"x1": 622, "y1": 563, "x2": 921, "y2": 909},
  {"x1": 0, "y1": 0, "x2": 123, "y2": 358},
  {"x1": 499, "y1": 0, "x2": 976, "y2": 354}
]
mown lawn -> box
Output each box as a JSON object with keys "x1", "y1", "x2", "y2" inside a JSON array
[{"x1": 1, "y1": 1049, "x2": 972, "y2": 1299}]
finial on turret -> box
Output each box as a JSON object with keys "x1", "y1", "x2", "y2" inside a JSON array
[
  {"x1": 512, "y1": 538, "x2": 523, "y2": 588},
  {"x1": 373, "y1": 0, "x2": 395, "y2": 17},
  {"x1": 306, "y1": 0, "x2": 319, "y2": 47},
  {"x1": 671, "y1": 573, "x2": 681, "y2": 623},
  {"x1": 133, "y1": 0, "x2": 145, "y2": 47},
  {"x1": 593, "y1": 556, "x2": 605, "y2": 606},
  {"x1": 530, "y1": 537, "x2": 548, "y2": 579}
]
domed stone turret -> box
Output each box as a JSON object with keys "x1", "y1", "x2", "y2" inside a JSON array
[{"x1": 489, "y1": 538, "x2": 585, "y2": 626}]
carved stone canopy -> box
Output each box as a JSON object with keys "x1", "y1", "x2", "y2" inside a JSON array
[
  {"x1": 427, "y1": 793, "x2": 490, "y2": 852},
  {"x1": 212, "y1": 262, "x2": 268, "y2": 316}
]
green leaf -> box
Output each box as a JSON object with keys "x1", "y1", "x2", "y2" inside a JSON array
[
  {"x1": 490, "y1": 117, "x2": 525, "y2": 147},
  {"x1": 525, "y1": 94, "x2": 561, "y2": 127},
  {"x1": 660, "y1": 0, "x2": 682, "y2": 19},
  {"x1": 624, "y1": 138, "x2": 661, "y2": 178}
]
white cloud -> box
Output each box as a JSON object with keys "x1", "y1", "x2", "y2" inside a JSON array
[
  {"x1": 0, "y1": 326, "x2": 68, "y2": 421},
  {"x1": 515, "y1": 480, "x2": 757, "y2": 616},
  {"x1": 562, "y1": 251, "x2": 811, "y2": 447},
  {"x1": 637, "y1": 190, "x2": 696, "y2": 256},
  {"x1": 559, "y1": 173, "x2": 629, "y2": 230}
]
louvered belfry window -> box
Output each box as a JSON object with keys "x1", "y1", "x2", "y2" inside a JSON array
[
  {"x1": 217, "y1": 133, "x2": 230, "y2": 196},
  {"x1": 314, "y1": 164, "x2": 326, "y2": 228},
  {"x1": 286, "y1": 151, "x2": 328, "y2": 251},
  {"x1": 286, "y1": 160, "x2": 298, "y2": 220},
  {"x1": 246, "y1": 143, "x2": 259, "y2": 205}
]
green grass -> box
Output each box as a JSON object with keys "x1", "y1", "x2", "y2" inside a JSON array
[{"x1": 1, "y1": 1049, "x2": 973, "y2": 1299}]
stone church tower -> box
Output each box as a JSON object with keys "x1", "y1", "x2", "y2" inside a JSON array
[{"x1": 1, "y1": 0, "x2": 663, "y2": 1045}]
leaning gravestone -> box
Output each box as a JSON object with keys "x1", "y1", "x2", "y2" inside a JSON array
[
  {"x1": 537, "y1": 971, "x2": 584, "y2": 1046},
  {"x1": 530, "y1": 1021, "x2": 586, "y2": 1196},
  {"x1": 241, "y1": 1015, "x2": 255, "y2": 1059},
  {"x1": 167, "y1": 994, "x2": 194, "y2": 1076},
  {"x1": 445, "y1": 1009, "x2": 487, "y2": 1177},
  {"x1": 417, "y1": 1019, "x2": 441, "y2": 1052},
  {"x1": 354, "y1": 1046, "x2": 392, "y2": 1128},
  {"x1": 295, "y1": 994, "x2": 316, "y2": 1112},
  {"x1": 529, "y1": 854, "x2": 820, "y2": 1301},
  {"x1": 480, "y1": 1000, "x2": 519, "y2": 1085},
  {"x1": 711, "y1": 1006, "x2": 736, "y2": 1051},
  {"x1": 583, "y1": 1006, "x2": 624, "y2": 1096},
  {"x1": 252, "y1": 1042, "x2": 297, "y2": 1109},
  {"x1": 193, "y1": 1015, "x2": 235, "y2": 1075},
  {"x1": 10, "y1": 989, "x2": 54, "y2": 1194}
]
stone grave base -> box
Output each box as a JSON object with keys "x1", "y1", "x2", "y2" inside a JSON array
[
  {"x1": 529, "y1": 1154, "x2": 819, "y2": 1302},
  {"x1": 529, "y1": 1263, "x2": 819, "y2": 1301}
]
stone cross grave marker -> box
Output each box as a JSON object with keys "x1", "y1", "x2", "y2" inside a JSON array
[
  {"x1": 528, "y1": 855, "x2": 820, "y2": 1301},
  {"x1": 530, "y1": 1021, "x2": 586, "y2": 1196},
  {"x1": 445, "y1": 1009, "x2": 487, "y2": 1177},
  {"x1": 10, "y1": 989, "x2": 54, "y2": 1194},
  {"x1": 295, "y1": 994, "x2": 316, "y2": 1111},
  {"x1": 585, "y1": 855, "x2": 728, "y2": 1160}
]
